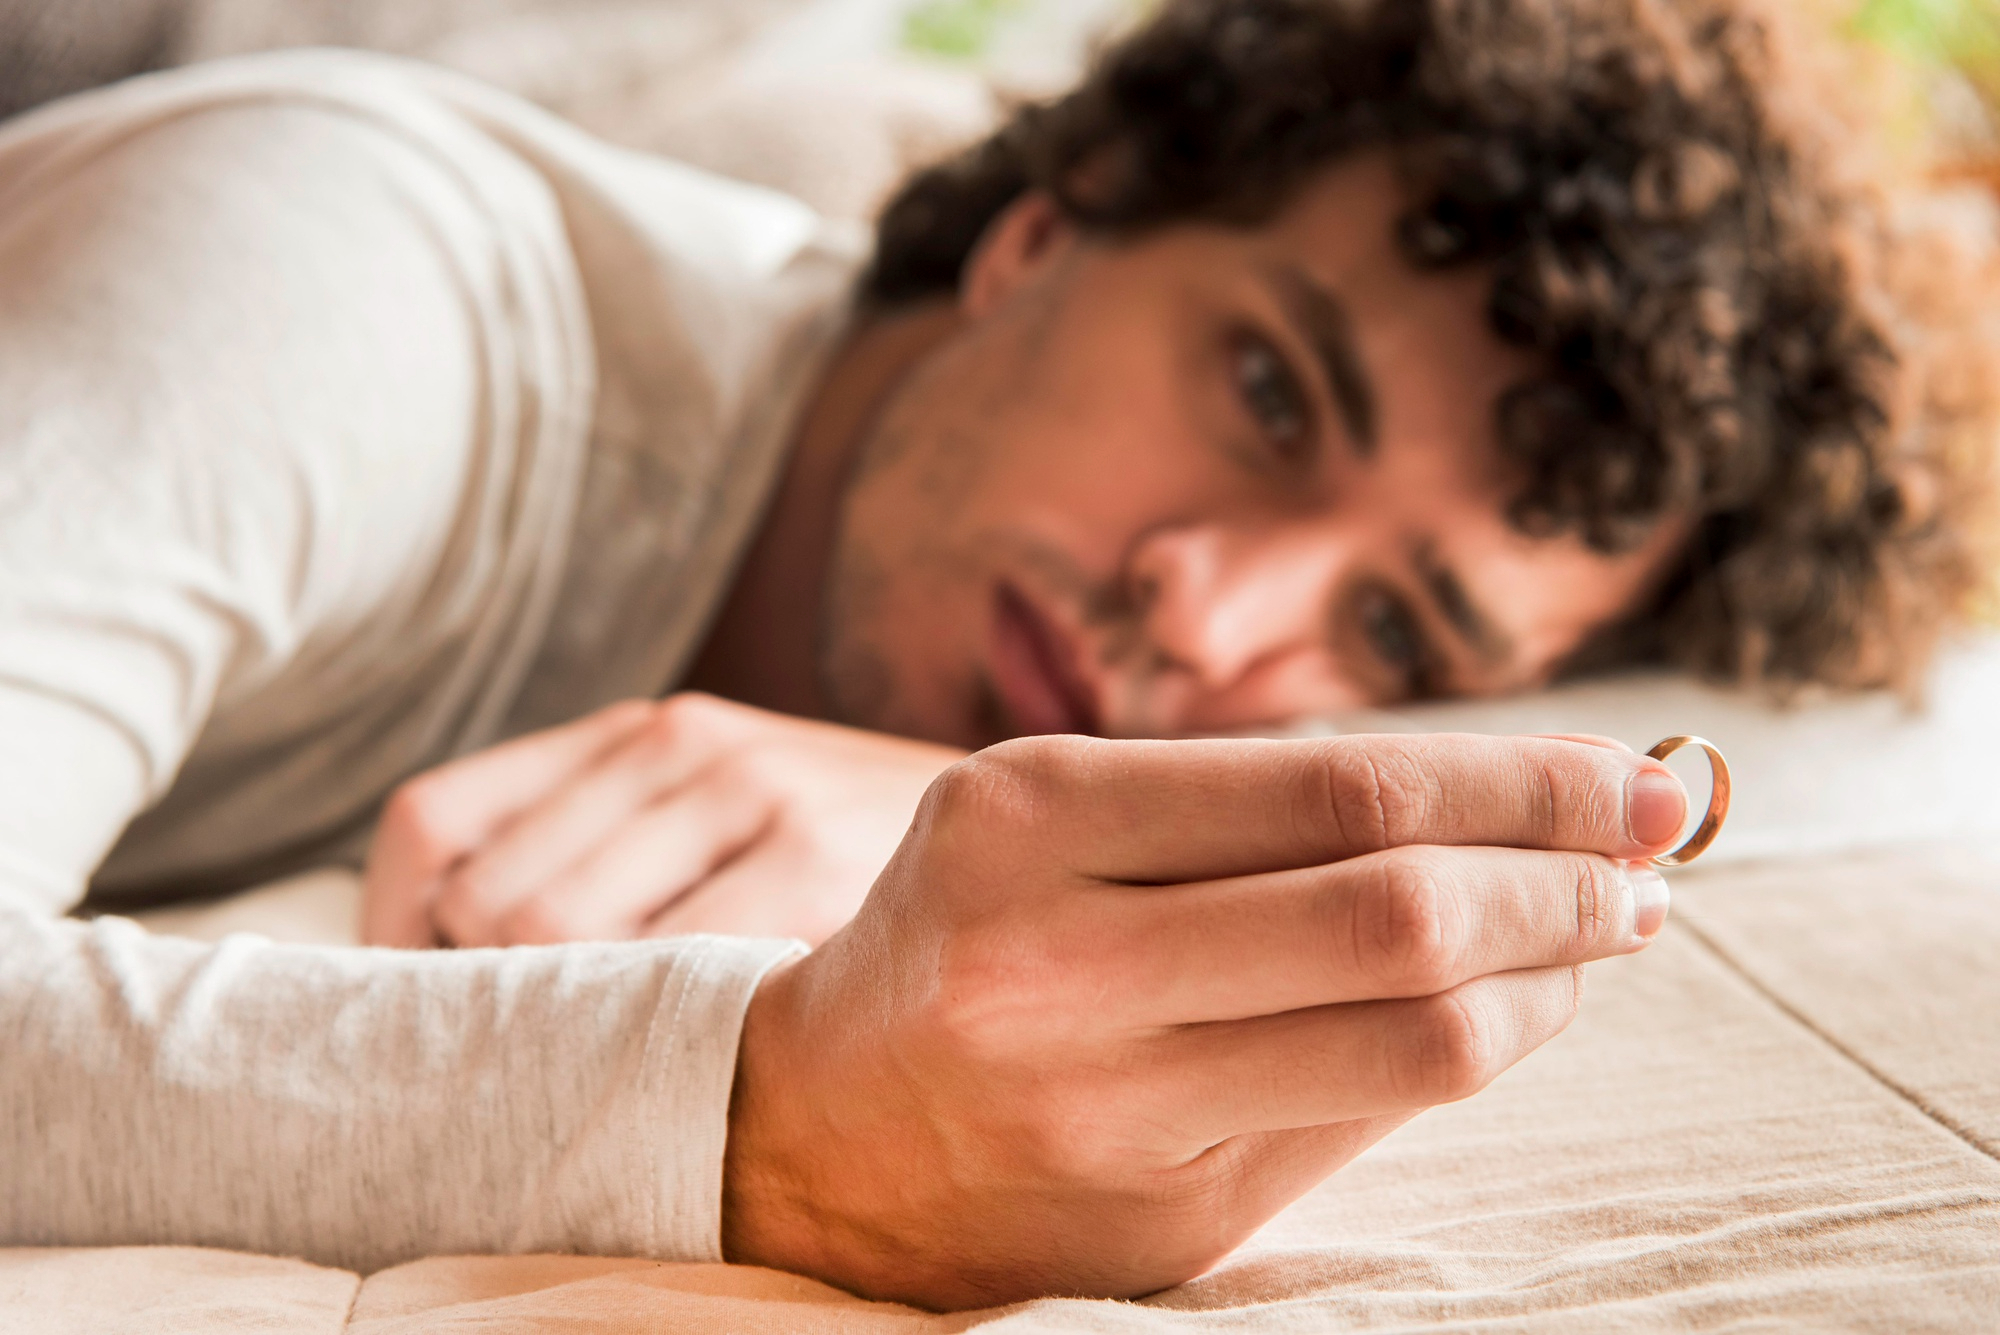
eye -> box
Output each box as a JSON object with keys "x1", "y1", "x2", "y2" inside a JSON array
[
  {"x1": 1230, "y1": 330, "x2": 1313, "y2": 461},
  {"x1": 1355, "y1": 582, "x2": 1437, "y2": 701}
]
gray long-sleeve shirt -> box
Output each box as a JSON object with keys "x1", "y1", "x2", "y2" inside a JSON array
[{"x1": 0, "y1": 50, "x2": 854, "y2": 1269}]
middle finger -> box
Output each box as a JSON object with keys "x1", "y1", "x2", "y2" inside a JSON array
[
  {"x1": 1053, "y1": 845, "x2": 1666, "y2": 1027},
  {"x1": 495, "y1": 778, "x2": 777, "y2": 945}
]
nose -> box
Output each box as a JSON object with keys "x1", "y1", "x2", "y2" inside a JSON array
[{"x1": 1126, "y1": 523, "x2": 1333, "y2": 691}]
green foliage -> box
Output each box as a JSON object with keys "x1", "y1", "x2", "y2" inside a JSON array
[
  {"x1": 1851, "y1": 0, "x2": 2000, "y2": 95},
  {"x1": 900, "y1": 0, "x2": 1161, "y2": 65},
  {"x1": 899, "y1": 1, "x2": 1999, "y2": 107},
  {"x1": 902, "y1": 0, "x2": 1026, "y2": 61}
]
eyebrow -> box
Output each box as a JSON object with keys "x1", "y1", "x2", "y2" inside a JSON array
[
  {"x1": 1414, "y1": 542, "x2": 1515, "y2": 668},
  {"x1": 1269, "y1": 264, "x2": 1380, "y2": 456}
]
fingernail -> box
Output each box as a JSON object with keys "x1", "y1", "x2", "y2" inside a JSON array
[
  {"x1": 1626, "y1": 767, "x2": 1688, "y2": 851},
  {"x1": 1627, "y1": 864, "x2": 1670, "y2": 944}
]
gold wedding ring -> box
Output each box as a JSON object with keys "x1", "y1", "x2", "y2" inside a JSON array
[{"x1": 1644, "y1": 735, "x2": 1731, "y2": 868}]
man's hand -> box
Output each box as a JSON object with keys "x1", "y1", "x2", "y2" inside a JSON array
[
  {"x1": 361, "y1": 695, "x2": 965, "y2": 948},
  {"x1": 723, "y1": 733, "x2": 1685, "y2": 1310}
]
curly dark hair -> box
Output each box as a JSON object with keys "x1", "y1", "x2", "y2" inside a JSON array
[{"x1": 865, "y1": 0, "x2": 2000, "y2": 693}]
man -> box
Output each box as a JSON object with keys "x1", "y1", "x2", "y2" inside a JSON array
[{"x1": 3, "y1": 0, "x2": 1992, "y2": 1313}]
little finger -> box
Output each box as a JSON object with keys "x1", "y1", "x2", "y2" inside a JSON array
[{"x1": 1144, "y1": 965, "x2": 1586, "y2": 1142}]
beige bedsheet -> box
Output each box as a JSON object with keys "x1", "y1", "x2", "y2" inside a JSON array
[{"x1": 9, "y1": 844, "x2": 1998, "y2": 1332}]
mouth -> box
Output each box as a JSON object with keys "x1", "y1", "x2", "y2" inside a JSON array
[{"x1": 989, "y1": 582, "x2": 1104, "y2": 737}]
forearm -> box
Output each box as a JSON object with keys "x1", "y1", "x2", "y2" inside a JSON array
[{"x1": 1, "y1": 898, "x2": 799, "y2": 1271}]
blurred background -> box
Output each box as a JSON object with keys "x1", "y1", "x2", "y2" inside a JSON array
[
  {"x1": 0, "y1": 0, "x2": 1142, "y2": 219},
  {"x1": 0, "y1": 0, "x2": 1993, "y2": 218},
  {"x1": 0, "y1": 0, "x2": 1131, "y2": 109}
]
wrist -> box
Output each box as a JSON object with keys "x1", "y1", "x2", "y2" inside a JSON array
[{"x1": 721, "y1": 956, "x2": 821, "y2": 1275}]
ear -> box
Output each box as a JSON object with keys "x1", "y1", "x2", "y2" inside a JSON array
[{"x1": 961, "y1": 192, "x2": 1076, "y2": 318}]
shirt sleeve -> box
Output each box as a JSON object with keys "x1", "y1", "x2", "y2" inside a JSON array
[
  {"x1": 2, "y1": 906, "x2": 798, "y2": 1269},
  {"x1": 0, "y1": 96, "x2": 798, "y2": 1268}
]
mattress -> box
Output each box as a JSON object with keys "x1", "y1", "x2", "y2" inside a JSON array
[{"x1": 13, "y1": 841, "x2": 1998, "y2": 1332}]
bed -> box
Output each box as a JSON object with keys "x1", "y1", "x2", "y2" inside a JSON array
[
  {"x1": 7, "y1": 4, "x2": 1999, "y2": 1328},
  {"x1": 14, "y1": 639, "x2": 1995, "y2": 1332},
  {"x1": 11, "y1": 837, "x2": 1999, "y2": 1331}
]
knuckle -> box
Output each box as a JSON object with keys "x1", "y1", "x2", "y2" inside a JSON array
[
  {"x1": 634, "y1": 712, "x2": 685, "y2": 757},
  {"x1": 983, "y1": 734, "x2": 1082, "y2": 790},
  {"x1": 644, "y1": 703, "x2": 692, "y2": 745},
  {"x1": 1569, "y1": 857, "x2": 1620, "y2": 950},
  {"x1": 1401, "y1": 991, "x2": 1498, "y2": 1105},
  {"x1": 715, "y1": 745, "x2": 783, "y2": 792},
  {"x1": 1353, "y1": 850, "x2": 1459, "y2": 994},
  {"x1": 920, "y1": 759, "x2": 994, "y2": 830},
  {"x1": 1323, "y1": 741, "x2": 1437, "y2": 850},
  {"x1": 648, "y1": 692, "x2": 732, "y2": 745},
  {"x1": 922, "y1": 744, "x2": 1053, "y2": 832},
  {"x1": 381, "y1": 777, "x2": 458, "y2": 862},
  {"x1": 501, "y1": 894, "x2": 590, "y2": 946},
  {"x1": 1318, "y1": 745, "x2": 1392, "y2": 849},
  {"x1": 661, "y1": 690, "x2": 726, "y2": 718},
  {"x1": 1528, "y1": 753, "x2": 1565, "y2": 843},
  {"x1": 597, "y1": 698, "x2": 657, "y2": 732},
  {"x1": 1539, "y1": 746, "x2": 1625, "y2": 847},
  {"x1": 432, "y1": 865, "x2": 504, "y2": 935},
  {"x1": 382, "y1": 774, "x2": 439, "y2": 830}
]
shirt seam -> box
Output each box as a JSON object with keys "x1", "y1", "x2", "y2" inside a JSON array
[{"x1": 645, "y1": 937, "x2": 710, "y2": 1256}]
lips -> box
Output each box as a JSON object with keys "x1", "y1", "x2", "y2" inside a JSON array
[{"x1": 989, "y1": 583, "x2": 1103, "y2": 737}]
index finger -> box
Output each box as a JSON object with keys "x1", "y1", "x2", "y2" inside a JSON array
[
  {"x1": 978, "y1": 732, "x2": 1686, "y2": 884},
  {"x1": 361, "y1": 700, "x2": 656, "y2": 946}
]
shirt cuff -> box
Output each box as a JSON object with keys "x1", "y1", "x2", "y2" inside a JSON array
[{"x1": 551, "y1": 933, "x2": 807, "y2": 1263}]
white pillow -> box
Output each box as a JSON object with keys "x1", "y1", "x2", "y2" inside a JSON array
[{"x1": 1305, "y1": 635, "x2": 2000, "y2": 865}]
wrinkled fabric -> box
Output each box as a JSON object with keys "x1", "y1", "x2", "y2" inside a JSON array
[
  {"x1": 9, "y1": 846, "x2": 1997, "y2": 1329},
  {"x1": 0, "y1": 50, "x2": 846, "y2": 1268}
]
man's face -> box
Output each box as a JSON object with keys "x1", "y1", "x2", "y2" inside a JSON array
[{"x1": 821, "y1": 154, "x2": 1686, "y2": 749}]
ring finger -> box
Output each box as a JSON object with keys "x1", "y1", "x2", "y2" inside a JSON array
[
  {"x1": 1060, "y1": 845, "x2": 1663, "y2": 1028},
  {"x1": 494, "y1": 777, "x2": 777, "y2": 945}
]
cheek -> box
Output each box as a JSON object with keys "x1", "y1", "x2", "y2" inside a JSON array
[
  {"x1": 961, "y1": 344, "x2": 1252, "y2": 570},
  {"x1": 974, "y1": 430, "x2": 1199, "y2": 568}
]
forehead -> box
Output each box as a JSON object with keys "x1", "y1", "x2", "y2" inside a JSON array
[
  {"x1": 1259, "y1": 152, "x2": 1414, "y2": 263},
  {"x1": 1254, "y1": 155, "x2": 1521, "y2": 380},
  {"x1": 1103, "y1": 153, "x2": 1445, "y2": 298}
]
